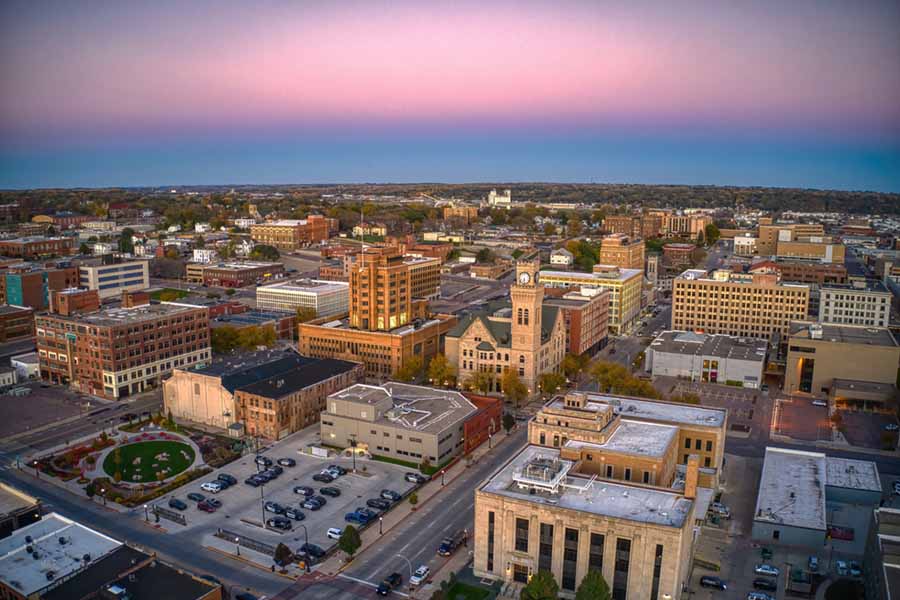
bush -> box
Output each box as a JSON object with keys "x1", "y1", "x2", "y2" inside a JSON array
[{"x1": 408, "y1": 493, "x2": 419, "y2": 506}]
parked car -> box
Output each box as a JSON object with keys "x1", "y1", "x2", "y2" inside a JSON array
[
  {"x1": 313, "y1": 473, "x2": 334, "y2": 483},
  {"x1": 197, "y1": 500, "x2": 217, "y2": 513},
  {"x1": 284, "y1": 507, "x2": 305, "y2": 521},
  {"x1": 168, "y1": 498, "x2": 188, "y2": 511},
  {"x1": 277, "y1": 457, "x2": 296, "y2": 467},
  {"x1": 294, "y1": 485, "x2": 315, "y2": 497},
  {"x1": 849, "y1": 561, "x2": 861, "y2": 577},
  {"x1": 883, "y1": 423, "x2": 899, "y2": 432},
  {"x1": 410, "y1": 565, "x2": 430, "y2": 586},
  {"x1": 327, "y1": 527, "x2": 343, "y2": 540},
  {"x1": 710, "y1": 502, "x2": 731, "y2": 519},
  {"x1": 205, "y1": 498, "x2": 222, "y2": 509},
  {"x1": 812, "y1": 399, "x2": 828, "y2": 407},
  {"x1": 836, "y1": 560, "x2": 850, "y2": 576},
  {"x1": 405, "y1": 472, "x2": 429, "y2": 484},
  {"x1": 345, "y1": 510, "x2": 375, "y2": 525},
  {"x1": 270, "y1": 465, "x2": 284, "y2": 476},
  {"x1": 299, "y1": 543, "x2": 325, "y2": 559},
  {"x1": 327, "y1": 464, "x2": 348, "y2": 475},
  {"x1": 217, "y1": 473, "x2": 237, "y2": 486},
  {"x1": 320, "y1": 487, "x2": 341, "y2": 497},
  {"x1": 244, "y1": 476, "x2": 263, "y2": 487},
  {"x1": 255, "y1": 456, "x2": 273, "y2": 468},
  {"x1": 438, "y1": 530, "x2": 467, "y2": 556},
  {"x1": 367, "y1": 498, "x2": 391, "y2": 511},
  {"x1": 747, "y1": 593, "x2": 775, "y2": 600},
  {"x1": 200, "y1": 481, "x2": 223, "y2": 494},
  {"x1": 266, "y1": 517, "x2": 292, "y2": 531},
  {"x1": 303, "y1": 498, "x2": 324, "y2": 511},
  {"x1": 754, "y1": 564, "x2": 780, "y2": 577},
  {"x1": 893, "y1": 480, "x2": 900, "y2": 495},
  {"x1": 377, "y1": 573, "x2": 402, "y2": 596},
  {"x1": 264, "y1": 501, "x2": 286, "y2": 515},
  {"x1": 699, "y1": 576, "x2": 727, "y2": 590},
  {"x1": 324, "y1": 467, "x2": 342, "y2": 478},
  {"x1": 381, "y1": 489, "x2": 402, "y2": 502},
  {"x1": 256, "y1": 470, "x2": 276, "y2": 483},
  {"x1": 187, "y1": 492, "x2": 205, "y2": 502},
  {"x1": 753, "y1": 578, "x2": 777, "y2": 591},
  {"x1": 808, "y1": 556, "x2": 819, "y2": 572}
]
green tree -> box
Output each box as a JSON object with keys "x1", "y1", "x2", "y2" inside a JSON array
[
  {"x1": 250, "y1": 244, "x2": 280, "y2": 261},
  {"x1": 225, "y1": 288, "x2": 236, "y2": 296},
  {"x1": 539, "y1": 372, "x2": 566, "y2": 395},
  {"x1": 338, "y1": 525, "x2": 362, "y2": 557},
  {"x1": 210, "y1": 326, "x2": 241, "y2": 353},
  {"x1": 575, "y1": 569, "x2": 611, "y2": 600},
  {"x1": 85, "y1": 482, "x2": 96, "y2": 499},
  {"x1": 394, "y1": 355, "x2": 424, "y2": 382},
  {"x1": 466, "y1": 371, "x2": 495, "y2": 394},
  {"x1": 520, "y1": 569, "x2": 559, "y2": 600},
  {"x1": 542, "y1": 222, "x2": 557, "y2": 236},
  {"x1": 118, "y1": 227, "x2": 135, "y2": 254},
  {"x1": 502, "y1": 413, "x2": 516, "y2": 433},
  {"x1": 408, "y1": 492, "x2": 419, "y2": 506},
  {"x1": 704, "y1": 223, "x2": 720, "y2": 245},
  {"x1": 79, "y1": 242, "x2": 91, "y2": 254},
  {"x1": 274, "y1": 542, "x2": 293, "y2": 566},
  {"x1": 476, "y1": 248, "x2": 495, "y2": 264},
  {"x1": 501, "y1": 369, "x2": 529, "y2": 409},
  {"x1": 296, "y1": 307, "x2": 317, "y2": 323},
  {"x1": 566, "y1": 217, "x2": 582, "y2": 238},
  {"x1": 426, "y1": 354, "x2": 457, "y2": 388}
]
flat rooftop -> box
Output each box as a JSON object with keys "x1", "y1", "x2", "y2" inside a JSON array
[
  {"x1": 481, "y1": 446, "x2": 693, "y2": 528},
  {"x1": 789, "y1": 321, "x2": 898, "y2": 347},
  {"x1": 257, "y1": 278, "x2": 348, "y2": 295},
  {"x1": 541, "y1": 267, "x2": 643, "y2": 283},
  {"x1": 211, "y1": 310, "x2": 290, "y2": 327},
  {"x1": 0, "y1": 513, "x2": 122, "y2": 598},
  {"x1": 649, "y1": 330, "x2": 768, "y2": 362},
  {"x1": 547, "y1": 393, "x2": 727, "y2": 428},
  {"x1": 204, "y1": 261, "x2": 282, "y2": 271},
  {"x1": 238, "y1": 357, "x2": 359, "y2": 399},
  {"x1": 825, "y1": 457, "x2": 882, "y2": 492},
  {"x1": 0, "y1": 304, "x2": 31, "y2": 315},
  {"x1": 821, "y1": 280, "x2": 890, "y2": 294},
  {"x1": 328, "y1": 382, "x2": 477, "y2": 434},
  {"x1": 754, "y1": 447, "x2": 827, "y2": 531},
  {"x1": 566, "y1": 419, "x2": 678, "y2": 458},
  {"x1": 0, "y1": 482, "x2": 39, "y2": 518},
  {"x1": 45, "y1": 302, "x2": 201, "y2": 326},
  {"x1": 314, "y1": 316, "x2": 447, "y2": 336}
]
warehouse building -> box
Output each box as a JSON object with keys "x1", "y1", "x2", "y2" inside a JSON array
[{"x1": 646, "y1": 330, "x2": 767, "y2": 388}]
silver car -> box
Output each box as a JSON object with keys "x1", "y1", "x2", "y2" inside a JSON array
[{"x1": 754, "y1": 564, "x2": 780, "y2": 577}]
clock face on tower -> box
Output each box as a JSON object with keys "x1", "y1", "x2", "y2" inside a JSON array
[{"x1": 519, "y1": 271, "x2": 531, "y2": 285}]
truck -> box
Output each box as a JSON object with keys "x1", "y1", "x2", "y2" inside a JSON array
[{"x1": 438, "y1": 529, "x2": 468, "y2": 556}]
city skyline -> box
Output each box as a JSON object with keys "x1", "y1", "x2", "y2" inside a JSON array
[{"x1": 1, "y1": 0, "x2": 899, "y2": 190}]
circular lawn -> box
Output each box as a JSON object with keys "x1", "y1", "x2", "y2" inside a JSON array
[{"x1": 102, "y1": 440, "x2": 196, "y2": 483}]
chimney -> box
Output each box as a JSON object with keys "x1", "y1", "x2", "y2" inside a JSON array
[{"x1": 684, "y1": 454, "x2": 699, "y2": 499}]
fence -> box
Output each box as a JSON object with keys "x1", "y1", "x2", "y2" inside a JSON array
[
  {"x1": 215, "y1": 528, "x2": 276, "y2": 557},
  {"x1": 152, "y1": 505, "x2": 187, "y2": 526}
]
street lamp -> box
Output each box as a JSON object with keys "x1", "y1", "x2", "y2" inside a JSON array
[
  {"x1": 395, "y1": 554, "x2": 413, "y2": 592},
  {"x1": 441, "y1": 469, "x2": 446, "y2": 486},
  {"x1": 349, "y1": 437, "x2": 358, "y2": 473},
  {"x1": 379, "y1": 516, "x2": 383, "y2": 535},
  {"x1": 33, "y1": 460, "x2": 39, "y2": 478},
  {"x1": 235, "y1": 537, "x2": 240, "y2": 556},
  {"x1": 143, "y1": 504, "x2": 149, "y2": 522},
  {"x1": 297, "y1": 524, "x2": 310, "y2": 573},
  {"x1": 100, "y1": 488, "x2": 106, "y2": 506}
]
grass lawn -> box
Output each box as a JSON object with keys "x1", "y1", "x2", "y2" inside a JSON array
[
  {"x1": 150, "y1": 287, "x2": 189, "y2": 301},
  {"x1": 445, "y1": 582, "x2": 491, "y2": 600},
  {"x1": 103, "y1": 440, "x2": 195, "y2": 483}
]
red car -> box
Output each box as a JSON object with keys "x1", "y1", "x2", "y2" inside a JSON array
[{"x1": 197, "y1": 500, "x2": 218, "y2": 513}]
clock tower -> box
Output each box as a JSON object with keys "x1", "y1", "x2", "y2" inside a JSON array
[{"x1": 511, "y1": 259, "x2": 543, "y2": 352}]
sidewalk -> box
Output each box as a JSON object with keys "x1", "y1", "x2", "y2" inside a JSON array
[{"x1": 317, "y1": 428, "x2": 518, "y2": 577}]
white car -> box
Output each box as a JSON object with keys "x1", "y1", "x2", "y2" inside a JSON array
[
  {"x1": 200, "y1": 481, "x2": 223, "y2": 494},
  {"x1": 410, "y1": 565, "x2": 430, "y2": 586},
  {"x1": 326, "y1": 527, "x2": 343, "y2": 540}
]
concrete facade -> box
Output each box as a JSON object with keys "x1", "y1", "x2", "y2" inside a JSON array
[{"x1": 646, "y1": 330, "x2": 767, "y2": 388}]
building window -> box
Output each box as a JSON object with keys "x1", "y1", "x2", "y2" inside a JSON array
[
  {"x1": 562, "y1": 528, "x2": 578, "y2": 591},
  {"x1": 487, "y1": 511, "x2": 495, "y2": 572},
  {"x1": 613, "y1": 538, "x2": 631, "y2": 600},
  {"x1": 651, "y1": 544, "x2": 664, "y2": 600},
  {"x1": 513, "y1": 564, "x2": 529, "y2": 583},
  {"x1": 706, "y1": 440, "x2": 713, "y2": 452},
  {"x1": 539, "y1": 432, "x2": 546, "y2": 445},
  {"x1": 606, "y1": 465, "x2": 614, "y2": 478},
  {"x1": 705, "y1": 456, "x2": 711, "y2": 468},
  {"x1": 684, "y1": 438, "x2": 691, "y2": 449},
  {"x1": 515, "y1": 518, "x2": 529, "y2": 552},
  {"x1": 643, "y1": 471, "x2": 650, "y2": 484},
  {"x1": 589, "y1": 533, "x2": 604, "y2": 573},
  {"x1": 538, "y1": 524, "x2": 554, "y2": 574},
  {"x1": 695, "y1": 439, "x2": 702, "y2": 450},
  {"x1": 624, "y1": 468, "x2": 631, "y2": 481}
]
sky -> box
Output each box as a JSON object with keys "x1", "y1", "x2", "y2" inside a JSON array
[{"x1": 1, "y1": 0, "x2": 899, "y2": 191}]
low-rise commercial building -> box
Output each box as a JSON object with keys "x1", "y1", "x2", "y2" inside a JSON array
[
  {"x1": 750, "y1": 259, "x2": 848, "y2": 285},
  {"x1": 775, "y1": 238, "x2": 845, "y2": 264},
  {"x1": 48, "y1": 288, "x2": 101, "y2": 316},
  {"x1": 201, "y1": 261, "x2": 285, "y2": 288},
  {"x1": 320, "y1": 382, "x2": 478, "y2": 466},
  {"x1": 37, "y1": 302, "x2": 210, "y2": 400},
  {"x1": 32, "y1": 212, "x2": 92, "y2": 230},
  {"x1": 540, "y1": 266, "x2": 643, "y2": 334},
  {"x1": 662, "y1": 243, "x2": 695, "y2": 268},
  {"x1": 672, "y1": 269, "x2": 809, "y2": 339},
  {"x1": 211, "y1": 310, "x2": 296, "y2": 340},
  {"x1": 752, "y1": 447, "x2": 881, "y2": 553},
  {"x1": 250, "y1": 215, "x2": 337, "y2": 250},
  {"x1": 819, "y1": 280, "x2": 892, "y2": 327},
  {"x1": 733, "y1": 234, "x2": 758, "y2": 256},
  {"x1": 0, "y1": 305, "x2": 34, "y2": 342},
  {"x1": 647, "y1": 330, "x2": 767, "y2": 388},
  {"x1": 757, "y1": 222, "x2": 826, "y2": 255},
  {"x1": 0, "y1": 263, "x2": 79, "y2": 310},
  {"x1": 0, "y1": 237, "x2": 75, "y2": 259},
  {"x1": 783, "y1": 321, "x2": 900, "y2": 406},
  {"x1": 0, "y1": 482, "x2": 41, "y2": 540},
  {"x1": 256, "y1": 278, "x2": 349, "y2": 317},
  {"x1": 78, "y1": 258, "x2": 149, "y2": 299}
]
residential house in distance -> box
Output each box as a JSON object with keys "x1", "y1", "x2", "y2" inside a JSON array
[
  {"x1": 446, "y1": 260, "x2": 566, "y2": 396},
  {"x1": 549, "y1": 247, "x2": 574, "y2": 269},
  {"x1": 646, "y1": 330, "x2": 767, "y2": 388}
]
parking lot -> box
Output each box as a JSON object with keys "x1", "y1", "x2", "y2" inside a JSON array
[
  {"x1": 0, "y1": 382, "x2": 95, "y2": 437},
  {"x1": 158, "y1": 430, "x2": 416, "y2": 558},
  {"x1": 837, "y1": 409, "x2": 899, "y2": 450},
  {"x1": 655, "y1": 377, "x2": 771, "y2": 437},
  {"x1": 774, "y1": 396, "x2": 830, "y2": 442}
]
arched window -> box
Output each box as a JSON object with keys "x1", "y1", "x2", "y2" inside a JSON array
[
  {"x1": 517, "y1": 308, "x2": 523, "y2": 325},
  {"x1": 523, "y1": 309, "x2": 529, "y2": 325}
]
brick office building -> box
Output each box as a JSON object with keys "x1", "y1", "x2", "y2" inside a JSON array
[
  {"x1": 250, "y1": 215, "x2": 338, "y2": 251},
  {"x1": 0, "y1": 305, "x2": 35, "y2": 342},
  {"x1": 36, "y1": 302, "x2": 210, "y2": 399},
  {"x1": 0, "y1": 263, "x2": 79, "y2": 310},
  {"x1": 0, "y1": 237, "x2": 75, "y2": 259},
  {"x1": 544, "y1": 288, "x2": 610, "y2": 356},
  {"x1": 201, "y1": 261, "x2": 285, "y2": 288}
]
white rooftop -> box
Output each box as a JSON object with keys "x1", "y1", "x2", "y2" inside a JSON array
[
  {"x1": 754, "y1": 447, "x2": 827, "y2": 531},
  {"x1": 257, "y1": 278, "x2": 348, "y2": 295},
  {"x1": 0, "y1": 513, "x2": 122, "y2": 597},
  {"x1": 541, "y1": 267, "x2": 643, "y2": 283},
  {"x1": 547, "y1": 393, "x2": 727, "y2": 428},
  {"x1": 566, "y1": 419, "x2": 678, "y2": 458},
  {"x1": 481, "y1": 446, "x2": 694, "y2": 528},
  {"x1": 826, "y1": 457, "x2": 882, "y2": 492}
]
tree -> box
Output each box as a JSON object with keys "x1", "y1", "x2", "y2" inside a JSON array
[
  {"x1": 476, "y1": 248, "x2": 495, "y2": 264},
  {"x1": 79, "y1": 242, "x2": 91, "y2": 254},
  {"x1": 274, "y1": 542, "x2": 294, "y2": 566},
  {"x1": 408, "y1": 492, "x2": 419, "y2": 506},
  {"x1": 296, "y1": 307, "x2": 317, "y2": 323},
  {"x1": 542, "y1": 222, "x2": 557, "y2": 236},
  {"x1": 427, "y1": 354, "x2": 457, "y2": 388},
  {"x1": 118, "y1": 227, "x2": 135, "y2": 254},
  {"x1": 338, "y1": 525, "x2": 362, "y2": 557},
  {"x1": 539, "y1": 372, "x2": 566, "y2": 395},
  {"x1": 225, "y1": 288, "x2": 236, "y2": 296},
  {"x1": 85, "y1": 482, "x2": 96, "y2": 499},
  {"x1": 502, "y1": 413, "x2": 516, "y2": 433},
  {"x1": 704, "y1": 223, "x2": 720, "y2": 245},
  {"x1": 669, "y1": 392, "x2": 701, "y2": 404},
  {"x1": 566, "y1": 217, "x2": 583, "y2": 238},
  {"x1": 250, "y1": 244, "x2": 280, "y2": 261},
  {"x1": 520, "y1": 569, "x2": 559, "y2": 600},
  {"x1": 575, "y1": 569, "x2": 611, "y2": 600},
  {"x1": 394, "y1": 356, "x2": 424, "y2": 383},
  {"x1": 211, "y1": 326, "x2": 241, "y2": 353},
  {"x1": 501, "y1": 369, "x2": 529, "y2": 410},
  {"x1": 466, "y1": 371, "x2": 495, "y2": 394}
]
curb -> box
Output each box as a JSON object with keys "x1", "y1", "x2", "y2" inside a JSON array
[{"x1": 205, "y1": 545, "x2": 298, "y2": 581}]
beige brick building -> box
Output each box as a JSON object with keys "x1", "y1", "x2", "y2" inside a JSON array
[
  {"x1": 672, "y1": 269, "x2": 809, "y2": 339},
  {"x1": 599, "y1": 234, "x2": 645, "y2": 270}
]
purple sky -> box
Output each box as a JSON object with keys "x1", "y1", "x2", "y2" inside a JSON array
[{"x1": 1, "y1": 0, "x2": 899, "y2": 190}]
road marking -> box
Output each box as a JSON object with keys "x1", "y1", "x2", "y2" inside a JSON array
[{"x1": 338, "y1": 573, "x2": 410, "y2": 597}]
